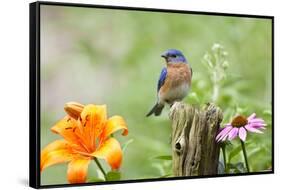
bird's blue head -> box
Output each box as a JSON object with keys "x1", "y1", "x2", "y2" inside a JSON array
[{"x1": 161, "y1": 49, "x2": 187, "y2": 64}]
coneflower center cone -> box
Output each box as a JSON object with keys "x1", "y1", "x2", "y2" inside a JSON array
[{"x1": 231, "y1": 115, "x2": 248, "y2": 128}]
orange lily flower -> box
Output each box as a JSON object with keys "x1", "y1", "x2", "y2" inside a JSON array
[{"x1": 41, "y1": 102, "x2": 128, "y2": 184}]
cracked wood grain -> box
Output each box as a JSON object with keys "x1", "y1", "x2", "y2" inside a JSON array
[{"x1": 169, "y1": 102, "x2": 223, "y2": 176}]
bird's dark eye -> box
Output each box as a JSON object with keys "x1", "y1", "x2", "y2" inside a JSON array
[{"x1": 170, "y1": 54, "x2": 177, "y2": 58}]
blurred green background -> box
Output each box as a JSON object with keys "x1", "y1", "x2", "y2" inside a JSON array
[{"x1": 40, "y1": 5, "x2": 272, "y2": 185}]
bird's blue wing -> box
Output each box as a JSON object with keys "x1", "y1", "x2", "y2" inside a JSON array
[{"x1": 157, "y1": 67, "x2": 167, "y2": 92}]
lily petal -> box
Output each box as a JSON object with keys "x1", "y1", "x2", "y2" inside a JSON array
[
  {"x1": 41, "y1": 140, "x2": 73, "y2": 171},
  {"x1": 67, "y1": 158, "x2": 90, "y2": 184},
  {"x1": 239, "y1": 127, "x2": 247, "y2": 141},
  {"x1": 101, "y1": 116, "x2": 128, "y2": 141},
  {"x1": 92, "y1": 138, "x2": 122, "y2": 170},
  {"x1": 81, "y1": 104, "x2": 107, "y2": 150},
  {"x1": 51, "y1": 116, "x2": 87, "y2": 152},
  {"x1": 64, "y1": 102, "x2": 85, "y2": 119}
]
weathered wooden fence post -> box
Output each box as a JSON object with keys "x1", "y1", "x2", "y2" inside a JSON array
[{"x1": 169, "y1": 102, "x2": 223, "y2": 176}]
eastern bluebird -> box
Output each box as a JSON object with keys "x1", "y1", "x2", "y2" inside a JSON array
[{"x1": 146, "y1": 49, "x2": 192, "y2": 117}]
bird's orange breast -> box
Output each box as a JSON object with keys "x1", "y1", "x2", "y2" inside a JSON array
[{"x1": 160, "y1": 63, "x2": 192, "y2": 95}]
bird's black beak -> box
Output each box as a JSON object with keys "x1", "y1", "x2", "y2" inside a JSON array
[{"x1": 161, "y1": 54, "x2": 167, "y2": 59}]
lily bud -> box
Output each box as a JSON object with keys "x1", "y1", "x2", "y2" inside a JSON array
[{"x1": 64, "y1": 102, "x2": 85, "y2": 119}]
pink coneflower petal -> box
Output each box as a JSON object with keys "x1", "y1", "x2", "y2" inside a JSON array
[
  {"x1": 245, "y1": 124, "x2": 263, "y2": 133},
  {"x1": 222, "y1": 132, "x2": 230, "y2": 141},
  {"x1": 224, "y1": 123, "x2": 232, "y2": 127},
  {"x1": 248, "y1": 123, "x2": 267, "y2": 129},
  {"x1": 247, "y1": 113, "x2": 256, "y2": 120},
  {"x1": 228, "y1": 127, "x2": 239, "y2": 140},
  {"x1": 216, "y1": 126, "x2": 232, "y2": 142},
  {"x1": 215, "y1": 113, "x2": 266, "y2": 143},
  {"x1": 239, "y1": 127, "x2": 247, "y2": 141},
  {"x1": 249, "y1": 118, "x2": 265, "y2": 124}
]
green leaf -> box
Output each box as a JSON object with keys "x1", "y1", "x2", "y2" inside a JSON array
[
  {"x1": 226, "y1": 162, "x2": 247, "y2": 173},
  {"x1": 263, "y1": 110, "x2": 272, "y2": 116},
  {"x1": 160, "y1": 173, "x2": 173, "y2": 178},
  {"x1": 189, "y1": 92, "x2": 200, "y2": 103},
  {"x1": 236, "y1": 106, "x2": 248, "y2": 115},
  {"x1": 122, "y1": 139, "x2": 134, "y2": 153},
  {"x1": 228, "y1": 145, "x2": 242, "y2": 163},
  {"x1": 106, "y1": 171, "x2": 121, "y2": 181},
  {"x1": 87, "y1": 177, "x2": 105, "y2": 183},
  {"x1": 152, "y1": 155, "x2": 172, "y2": 160},
  {"x1": 234, "y1": 162, "x2": 247, "y2": 173}
]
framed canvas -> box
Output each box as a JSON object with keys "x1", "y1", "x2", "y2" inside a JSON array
[{"x1": 29, "y1": 1, "x2": 274, "y2": 188}]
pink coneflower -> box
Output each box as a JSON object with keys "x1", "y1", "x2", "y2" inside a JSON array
[{"x1": 216, "y1": 113, "x2": 266, "y2": 142}]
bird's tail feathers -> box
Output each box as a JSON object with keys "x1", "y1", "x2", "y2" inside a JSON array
[{"x1": 146, "y1": 103, "x2": 164, "y2": 117}]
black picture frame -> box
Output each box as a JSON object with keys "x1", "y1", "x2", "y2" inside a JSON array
[{"x1": 29, "y1": 1, "x2": 274, "y2": 189}]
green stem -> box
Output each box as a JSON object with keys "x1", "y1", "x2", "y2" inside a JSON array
[
  {"x1": 212, "y1": 78, "x2": 219, "y2": 103},
  {"x1": 240, "y1": 140, "x2": 250, "y2": 172},
  {"x1": 93, "y1": 158, "x2": 107, "y2": 179},
  {"x1": 221, "y1": 145, "x2": 227, "y2": 173}
]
